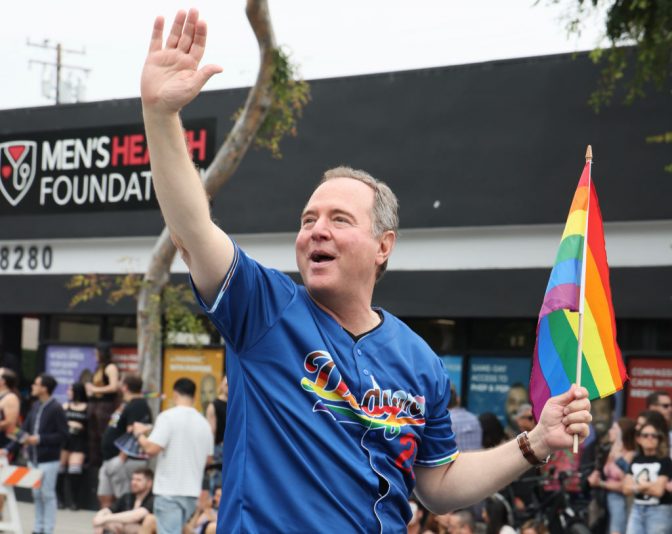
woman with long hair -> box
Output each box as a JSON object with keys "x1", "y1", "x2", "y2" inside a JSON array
[
  {"x1": 86, "y1": 342, "x2": 120, "y2": 466},
  {"x1": 587, "y1": 417, "x2": 637, "y2": 534},
  {"x1": 58, "y1": 382, "x2": 88, "y2": 510},
  {"x1": 623, "y1": 420, "x2": 672, "y2": 533}
]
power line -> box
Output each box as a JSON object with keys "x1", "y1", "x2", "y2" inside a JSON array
[{"x1": 27, "y1": 39, "x2": 91, "y2": 104}]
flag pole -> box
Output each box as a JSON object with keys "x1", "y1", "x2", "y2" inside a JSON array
[{"x1": 573, "y1": 144, "x2": 592, "y2": 453}]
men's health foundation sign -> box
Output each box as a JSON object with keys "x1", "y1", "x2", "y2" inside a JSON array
[{"x1": 0, "y1": 119, "x2": 215, "y2": 214}]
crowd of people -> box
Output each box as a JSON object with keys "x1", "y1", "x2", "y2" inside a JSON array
[
  {"x1": 406, "y1": 390, "x2": 672, "y2": 534},
  {"x1": 0, "y1": 342, "x2": 228, "y2": 534}
]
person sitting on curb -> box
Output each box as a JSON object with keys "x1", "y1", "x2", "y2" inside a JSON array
[{"x1": 93, "y1": 467, "x2": 155, "y2": 534}]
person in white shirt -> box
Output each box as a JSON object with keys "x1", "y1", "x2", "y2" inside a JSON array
[{"x1": 134, "y1": 378, "x2": 213, "y2": 534}]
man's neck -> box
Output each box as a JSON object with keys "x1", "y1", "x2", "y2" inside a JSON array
[
  {"x1": 134, "y1": 489, "x2": 150, "y2": 503},
  {"x1": 309, "y1": 291, "x2": 380, "y2": 336},
  {"x1": 37, "y1": 393, "x2": 50, "y2": 403},
  {"x1": 173, "y1": 395, "x2": 193, "y2": 408}
]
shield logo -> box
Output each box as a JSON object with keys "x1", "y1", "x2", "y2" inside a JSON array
[{"x1": 0, "y1": 140, "x2": 37, "y2": 207}]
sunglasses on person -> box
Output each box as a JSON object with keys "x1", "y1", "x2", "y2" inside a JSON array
[{"x1": 638, "y1": 432, "x2": 661, "y2": 439}]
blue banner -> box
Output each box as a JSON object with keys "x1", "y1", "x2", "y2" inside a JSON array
[
  {"x1": 439, "y1": 355, "x2": 463, "y2": 399},
  {"x1": 45, "y1": 345, "x2": 97, "y2": 404},
  {"x1": 466, "y1": 356, "x2": 531, "y2": 431}
]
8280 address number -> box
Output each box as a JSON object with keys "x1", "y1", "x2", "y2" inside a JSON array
[{"x1": 0, "y1": 245, "x2": 53, "y2": 272}]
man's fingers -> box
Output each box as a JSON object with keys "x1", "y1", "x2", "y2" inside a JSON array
[
  {"x1": 148, "y1": 16, "x2": 165, "y2": 53},
  {"x1": 566, "y1": 422, "x2": 590, "y2": 439},
  {"x1": 563, "y1": 397, "x2": 591, "y2": 416},
  {"x1": 166, "y1": 10, "x2": 188, "y2": 49},
  {"x1": 190, "y1": 20, "x2": 208, "y2": 63},
  {"x1": 553, "y1": 384, "x2": 589, "y2": 406},
  {"x1": 177, "y1": 8, "x2": 199, "y2": 53},
  {"x1": 562, "y1": 410, "x2": 592, "y2": 426},
  {"x1": 195, "y1": 64, "x2": 224, "y2": 89}
]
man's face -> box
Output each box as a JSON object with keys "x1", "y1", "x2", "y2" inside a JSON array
[
  {"x1": 31, "y1": 377, "x2": 44, "y2": 398},
  {"x1": 295, "y1": 178, "x2": 388, "y2": 302},
  {"x1": 651, "y1": 394, "x2": 672, "y2": 423},
  {"x1": 130, "y1": 474, "x2": 151, "y2": 495},
  {"x1": 505, "y1": 387, "x2": 529, "y2": 428}
]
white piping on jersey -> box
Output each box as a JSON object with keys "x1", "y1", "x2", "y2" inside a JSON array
[
  {"x1": 205, "y1": 244, "x2": 240, "y2": 314},
  {"x1": 360, "y1": 426, "x2": 390, "y2": 534}
]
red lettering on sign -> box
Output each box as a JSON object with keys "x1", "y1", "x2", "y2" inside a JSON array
[
  {"x1": 111, "y1": 134, "x2": 150, "y2": 166},
  {"x1": 185, "y1": 129, "x2": 207, "y2": 161}
]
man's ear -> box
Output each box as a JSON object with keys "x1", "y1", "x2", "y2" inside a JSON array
[{"x1": 376, "y1": 230, "x2": 396, "y2": 266}]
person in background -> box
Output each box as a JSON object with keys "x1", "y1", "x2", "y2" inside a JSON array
[
  {"x1": 199, "y1": 374, "x2": 217, "y2": 415},
  {"x1": 407, "y1": 496, "x2": 427, "y2": 534},
  {"x1": 4, "y1": 374, "x2": 68, "y2": 534},
  {"x1": 504, "y1": 384, "x2": 530, "y2": 439},
  {"x1": 623, "y1": 421, "x2": 672, "y2": 533},
  {"x1": 0, "y1": 368, "x2": 20, "y2": 517},
  {"x1": 514, "y1": 404, "x2": 536, "y2": 434},
  {"x1": 482, "y1": 495, "x2": 515, "y2": 534},
  {"x1": 479, "y1": 413, "x2": 507, "y2": 449},
  {"x1": 448, "y1": 385, "x2": 482, "y2": 452},
  {"x1": 184, "y1": 486, "x2": 219, "y2": 534},
  {"x1": 646, "y1": 391, "x2": 672, "y2": 457},
  {"x1": 587, "y1": 417, "x2": 637, "y2": 534},
  {"x1": 58, "y1": 382, "x2": 88, "y2": 510},
  {"x1": 93, "y1": 467, "x2": 155, "y2": 534},
  {"x1": 98, "y1": 374, "x2": 153, "y2": 510},
  {"x1": 205, "y1": 374, "x2": 227, "y2": 494},
  {"x1": 87, "y1": 341, "x2": 121, "y2": 467},
  {"x1": 133, "y1": 378, "x2": 213, "y2": 534}
]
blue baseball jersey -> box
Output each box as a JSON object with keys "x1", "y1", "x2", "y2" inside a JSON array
[{"x1": 193, "y1": 243, "x2": 459, "y2": 533}]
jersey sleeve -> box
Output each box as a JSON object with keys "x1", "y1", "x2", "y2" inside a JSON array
[
  {"x1": 191, "y1": 241, "x2": 296, "y2": 353},
  {"x1": 414, "y1": 360, "x2": 459, "y2": 468}
]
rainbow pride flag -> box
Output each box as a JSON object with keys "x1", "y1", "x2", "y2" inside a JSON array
[{"x1": 530, "y1": 157, "x2": 627, "y2": 419}]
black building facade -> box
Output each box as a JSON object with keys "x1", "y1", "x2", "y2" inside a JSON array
[{"x1": 0, "y1": 51, "x2": 670, "y2": 415}]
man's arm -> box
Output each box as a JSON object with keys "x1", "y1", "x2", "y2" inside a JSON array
[
  {"x1": 94, "y1": 508, "x2": 150, "y2": 526},
  {"x1": 133, "y1": 422, "x2": 163, "y2": 457},
  {"x1": 142, "y1": 9, "x2": 233, "y2": 304},
  {"x1": 0, "y1": 395, "x2": 19, "y2": 431},
  {"x1": 415, "y1": 385, "x2": 591, "y2": 513}
]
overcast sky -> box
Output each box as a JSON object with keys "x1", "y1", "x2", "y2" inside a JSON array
[{"x1": 2, "y1": 0, "x2": 608, "y2": 110}]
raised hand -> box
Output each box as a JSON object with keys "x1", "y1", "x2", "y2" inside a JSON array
[{"x1": 141, "y1": 9, "x2": 223, "y2": 114}]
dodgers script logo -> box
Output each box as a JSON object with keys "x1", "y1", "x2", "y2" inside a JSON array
[
  {"x1": 300, "y1": 350, "x2": 426, "y2": 440},
  {"x1": 0, "y1": 141, "x2": 37, "y2": 207}
]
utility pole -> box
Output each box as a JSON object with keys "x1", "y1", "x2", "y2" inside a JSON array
[{"x1": 27, "y1": 39, "x2": 90, "y2": 104}]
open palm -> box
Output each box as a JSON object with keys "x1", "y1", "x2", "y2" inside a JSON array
[{"x1": 141, "y1": 9, "x2": 222, "y2": 114}]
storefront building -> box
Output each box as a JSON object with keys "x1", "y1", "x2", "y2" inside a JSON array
[{"x1": 0, "y1": 50, "x2": 670, "y2": 422}]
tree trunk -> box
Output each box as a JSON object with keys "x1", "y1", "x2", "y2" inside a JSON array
[{"x1": 138, "y1": 0, "x2": 278, "y2": 414}]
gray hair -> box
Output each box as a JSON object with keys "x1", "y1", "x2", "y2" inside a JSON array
[{"x1": 319, "y1": 166, "x2": 399, "y2": 281}]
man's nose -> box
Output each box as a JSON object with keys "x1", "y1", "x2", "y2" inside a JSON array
[{"x1": 310, "y1": 217, "x2": 331, "y2": 239}]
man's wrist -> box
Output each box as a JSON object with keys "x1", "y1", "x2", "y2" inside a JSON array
[{"x1": 519, "y1": 430, "x2": 551, "y2": 466}]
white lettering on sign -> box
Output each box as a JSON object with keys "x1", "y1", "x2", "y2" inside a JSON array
[{"x1": 39, "y1": 171, "x2": 154, "y2": 205}]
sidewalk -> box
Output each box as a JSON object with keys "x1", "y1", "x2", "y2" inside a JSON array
[{"x1": 13, "y1": 500, "x2": 95, "y2": 534}]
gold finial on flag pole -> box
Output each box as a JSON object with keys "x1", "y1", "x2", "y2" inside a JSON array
[{"x1": 585, "y1": 145, "x2": 593, "y2": 162}]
